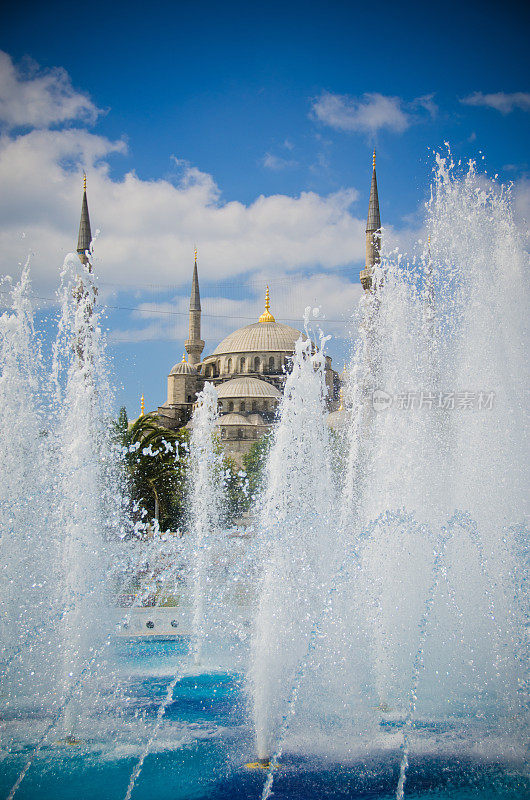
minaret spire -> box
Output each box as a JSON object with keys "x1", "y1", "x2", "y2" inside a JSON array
[
  {"x1": 185, "y1": 248, "x2": 205, "y2": 365},
  {"x1": 77, "y1": 172, "x2": 92, "y2": 270},
  {"x1": 360, "y1": 149, "x2": 381, "y2": 292}
]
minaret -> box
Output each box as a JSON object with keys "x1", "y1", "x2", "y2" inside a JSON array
[
  {"x1": 360, "y1": 149, "x2": 381, "y2": 292},
  {"x1": 77, "y1": 172, "x2": 92, "y2": 270},
  {"x1": 73, "y1": 173, "x2": 97, "y2": 363},
  {"x1": 184, "y1": 248, "x2": 205, "y2": 365}
]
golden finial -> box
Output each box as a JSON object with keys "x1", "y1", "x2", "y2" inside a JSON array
[
  {"x1": 83, "y1": 172, "x2": 87, "y2": 191},
  {"x1": 339, "y1": 385, "x2": 344, "y2": 411},
  {"x1": 140, "y1": 394, "x2": 145, "y2": 416},
  {"x1": 182, "y1": 352, "x2": 187, "y2": 362},
  {"x1": 258, "y1": 285, "x2": 275, "y2": 323},
  {"x1": 372, "y1": 149, "x2": 376, "y2": 169},
  {"x1": 194, "y1": 246, "x2": 197, "y2": 263},
  {"x1": 428, "y1": 234, "x2": 431, "y2": 245}
]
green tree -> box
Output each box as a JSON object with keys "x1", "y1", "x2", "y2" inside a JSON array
[{"x1": 114, "y1": 407, "x2": 190, "y2": 532}]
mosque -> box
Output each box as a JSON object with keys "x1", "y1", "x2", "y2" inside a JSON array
[{"x1": 76, "y1": 155, "x2": 381, "y2": 459}]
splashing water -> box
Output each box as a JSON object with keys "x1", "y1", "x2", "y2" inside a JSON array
[
  {"x1": 250, "y1": 321, "x2": 338, "y2": 761},
  {"x1": 249, "y1": 153, "x2": 528, "y2": 796},
  {"x1": 0, "y1": 262, "x2": 51, "y2": 673},
  {"x1": 0, "y1": 152, "x2": 527, "y2": 800},
  {"x1": 188, "y1": 382, "x2": 223, "y2": 665},
  {"x1": 1, "y1": 253, "x2": 132, "y2": 796},
  {"x1": 51, "y1": 254, "x2": 119, "y2": 738}
]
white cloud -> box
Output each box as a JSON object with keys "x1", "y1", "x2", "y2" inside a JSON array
[
  {"x1": 262, "y1": 152, "x2": 297, "y2": 170},
  {"x1": 460, "y1": 92, "x2": 530, "y2": 114},
  {"x1": 0, "y1": 52, "x2": 376, "y2": 353},
  {"x1": 0, "y1": 51, "x2": 101, "y2": 129},
  {"x1": 412, "y1": 93, "x2": 438, "y2": 118},
  {"x1": 0, "y1": 125, "x2": 366, "y2": 299},
  {"x1": 311, "y1": 91, "x2": 411, "y2": 134}
]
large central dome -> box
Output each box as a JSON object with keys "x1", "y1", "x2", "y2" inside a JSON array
[
  {"x1": 212, "y1": 287, "x2": 305, "y2": 356},
  {"x1": 212, "y1": 321, "x2": 304, "y2": 356}
]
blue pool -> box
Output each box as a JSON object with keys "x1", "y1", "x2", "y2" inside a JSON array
[{"x1": 1, "y1": 639, "x2": 527, "y2": 800}]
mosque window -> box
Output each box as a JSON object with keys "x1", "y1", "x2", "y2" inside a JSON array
[
  {"x1": 187, "y1": 395, "x2": 192, "y2": 403},
  {"x1": 254, "y1": 356, "x2": 260, "y2": 371},
  {"x1": 221, "y1": 428, "x2": 226, "y2": 438},
  {"x1": 240, "y1": 357, "x2": 246, "y2": 372},
  {"x1": 216, "y1": 360, "x2": 221, "y2": 375},
  {"x1": 227, "y1": 358, "x2": 232, "y2": 372},
  {"x1": 237, "y1": 428, "x2": 243, "y2": 439},
  {"x1": 170, "y1": 620, "x2": 179, "y2": 628},
  {"x1": 269, "y1": 356, "x2": 275, "y2": 370},
  {"x1": 263, "y1": 401, "x2": 268, "y2": 411},
  {"x1": 240, "y1": 401, "x2": 246, "y2": 412},
  {"x1": 228, "y1": 401, "x2": 234, "y2": 412},
  {"x1": 146, "y1": 621, "x2": 154, "y2": 629},
  {"x1": 252, "y1": 401, "x2": 257, "y2": 411}
]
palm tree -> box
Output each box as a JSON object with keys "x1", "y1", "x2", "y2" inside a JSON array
[{"x1": 114, "y1": 408, "x2": 190, "y2": 531}]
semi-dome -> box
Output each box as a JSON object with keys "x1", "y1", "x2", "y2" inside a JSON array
[
  {"x1": 216, "y1": 376, "x2": 281, "y2": 399},
  {"x1": 170, "y1": 354, "x2": 198, "y2": 375}
]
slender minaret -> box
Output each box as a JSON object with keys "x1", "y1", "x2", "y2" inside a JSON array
[
  {"x1": 73, "y1": 172, "x2": 97, "y2": 363},
  {"x1": 184, "y1": 248, "x2": 205, "y2": 365},
  {"x1": 360, "y1": 149, "x2": 381, "y2": 292},
  {"x1": 77, "y1": 172, "x2": 93, "y2": 271}
]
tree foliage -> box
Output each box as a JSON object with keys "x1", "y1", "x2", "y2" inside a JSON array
[
  {"x1": 113, "y1": 408, "x2": 190, "y2": 532},
  {"x1": 112, "y1": 408, "x2": 277, "y2": 533}
]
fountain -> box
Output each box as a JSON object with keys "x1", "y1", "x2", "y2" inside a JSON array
[
  {"x1": 247, "y1": 152, "x2": 528, "y2": 797},
  {"x1": 0, "y1": 153, "x2": 528, "y2": 799}
]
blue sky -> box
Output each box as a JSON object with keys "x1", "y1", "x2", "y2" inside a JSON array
[{"x1": 0, "y1": 0, "x2": 528, "y2": 416}]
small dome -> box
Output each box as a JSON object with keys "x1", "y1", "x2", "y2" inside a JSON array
[
  {"x1": 216, "y1": 413, "x2": 253, "y2": 426},
  {"x1": 216, "y1": 376, "x2": 281, "y2": 400},
  {"x1": 170, "y1": 354, "x2": 198, "y2": 376}
]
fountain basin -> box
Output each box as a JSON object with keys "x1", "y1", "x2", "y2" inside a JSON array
[{"x1": 1, "y1": 638, "x2": 528, "y2": 800}]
